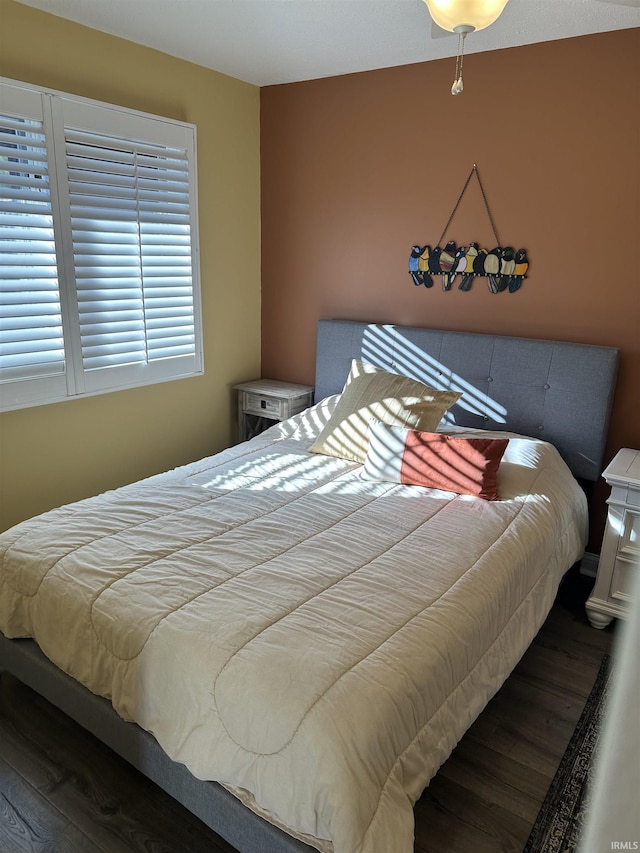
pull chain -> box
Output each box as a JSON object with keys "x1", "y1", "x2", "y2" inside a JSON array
[{"x1": 451, "y1": 31, "x2": 467, "y2": 95}]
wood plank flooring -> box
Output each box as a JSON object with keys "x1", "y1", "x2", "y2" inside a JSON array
[{"x1": 0, "y1": 568, "x2": 614, "y2": 853}]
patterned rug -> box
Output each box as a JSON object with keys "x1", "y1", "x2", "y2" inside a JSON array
[{"x1": 523, "y1": 654, "x2": 611, "y2": 853}]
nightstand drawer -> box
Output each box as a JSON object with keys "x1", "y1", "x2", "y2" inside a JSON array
[
  {"x1": 618, "y1": 508, "x2": 640, "y2": 557},
  {"x1": 610, "y1": 553, "x2": 636, "y2": 603},
  {"x1": 610, "y1": 482, "x2": 640, "y2": 509},
  {"x1": 243, "y1": 392, "x2": 287, "y2": 419}
]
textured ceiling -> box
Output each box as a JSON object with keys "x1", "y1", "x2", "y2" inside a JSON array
[{"x1": 13, "y1": 0, "x2": 640, "y2": 86}]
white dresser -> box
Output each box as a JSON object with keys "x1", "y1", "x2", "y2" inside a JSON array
[{"x1": 586, "y1": 448, "x2": 640, "y2": 629}]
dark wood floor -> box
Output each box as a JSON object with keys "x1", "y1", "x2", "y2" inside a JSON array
[{"x1": 0, "y1": 569, "x2": 614, "y2": 853}]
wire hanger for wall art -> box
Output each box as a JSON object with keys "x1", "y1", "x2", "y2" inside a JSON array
[{"x1": 408, "y1": 164, "x2": 529, "y2": 293}]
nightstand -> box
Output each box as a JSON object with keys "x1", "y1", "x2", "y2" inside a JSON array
[
  {"x1": 233, "y1": 379, "x2": 314, "y2": 442},
  {"x1": 586, "y1": 448, "x2": 640, "y2": 629}
]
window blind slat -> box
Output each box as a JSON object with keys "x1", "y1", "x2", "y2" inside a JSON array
[
  {"x1": 0, "y1": 142, "x2": 49, "y2": 166},
  {"x1": 0, "y1": 199, "x2": 54, "y2": 216},
  {"x1": 0, "y1": 108, "x2": 65, "y2": 384},
  {"x1": 0, "y1": 212, "x2": 57, "y2": 229}
]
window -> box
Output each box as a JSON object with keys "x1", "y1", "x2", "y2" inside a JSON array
[{"x1": 0, "y1": 78, "x2": 202, "y2": 412}]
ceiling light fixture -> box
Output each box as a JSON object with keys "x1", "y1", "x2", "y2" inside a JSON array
[{"x1": 422, "y1": 0, "x2": 510, "y2": 94}]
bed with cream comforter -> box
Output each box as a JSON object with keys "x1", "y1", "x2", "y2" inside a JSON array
[{"x1": 0, "y1": 397, "x2": 587, "y2": 853}]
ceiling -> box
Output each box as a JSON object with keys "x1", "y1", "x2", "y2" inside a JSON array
[{"x1": 14, "y1": 0, "x2": 640, "y2": 87}]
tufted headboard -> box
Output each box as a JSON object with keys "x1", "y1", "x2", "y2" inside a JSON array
[{"x1": 314, "y1": 320, "x2": 619, "y2": 482}]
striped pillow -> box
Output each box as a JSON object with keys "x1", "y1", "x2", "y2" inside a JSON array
[
  {"x1": 309, "y1": 360, "x2": 461, "y2": 464},
  {"x1": 362, "y1": 420, "x2": 509, "y2": 500}
]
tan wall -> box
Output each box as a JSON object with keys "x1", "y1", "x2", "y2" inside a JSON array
[
  {"x1": 260, "y1": 29, "x2": 640, "y2": 548},
  {"x1": 0, "y1": 0, "x2": 261, "y2": 531}
]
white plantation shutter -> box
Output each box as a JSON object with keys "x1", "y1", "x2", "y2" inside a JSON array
[
  {"x1": 0, "y1": 78, "x2": 202, "y2": 411},
  {"x1": 0, "y1": 112, "x2": 67, "y2": 401},
  {"x1": 65, "y1": 129, "x2": 198, "y2": 392}
]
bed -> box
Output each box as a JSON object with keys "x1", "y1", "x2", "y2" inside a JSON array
[{"x1": 0, "y1": 320, "x2": 619, "y2": 853}]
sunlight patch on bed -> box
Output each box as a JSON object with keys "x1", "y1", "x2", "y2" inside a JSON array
[{"x1": 191, "y1": 449, "x2": 345, "y2": 493}]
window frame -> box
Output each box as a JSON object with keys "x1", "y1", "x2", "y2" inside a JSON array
[{"x1": 0, "y1": 77, "x2": 203, "y2": 413}]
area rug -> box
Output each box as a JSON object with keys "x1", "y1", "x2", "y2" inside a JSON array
[{"x1": 523, "y1": 654, "x2": 611, "y2": 853}]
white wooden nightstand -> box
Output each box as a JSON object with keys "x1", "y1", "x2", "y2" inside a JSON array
[
  {"x1": 586, "y1": 448, "x2": 640, "y2": 629},
  {"x1": 233, "y1": 379, "x2": 314, "y2": 442}
]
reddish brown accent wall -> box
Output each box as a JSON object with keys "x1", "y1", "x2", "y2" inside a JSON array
[{"x1": 261, "y1": 29, "x2": 640, "y2": 548}]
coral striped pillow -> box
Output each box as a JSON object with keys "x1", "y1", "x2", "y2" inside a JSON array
[{"x1": 362, "y1": 420, "x2": 509, "y2": 500}]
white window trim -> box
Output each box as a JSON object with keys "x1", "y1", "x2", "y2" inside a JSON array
[{"x1": 0, "y1": 77, "x2": 203, "y2": 412}]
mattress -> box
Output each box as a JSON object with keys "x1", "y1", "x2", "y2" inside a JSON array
[{"x1": 0, "y1": 396, "x2": 588, "y2": 853}]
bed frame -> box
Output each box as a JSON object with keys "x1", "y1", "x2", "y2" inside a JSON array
[{"x1": 0, "y1": 321, "x2": 619, "y2": 853}]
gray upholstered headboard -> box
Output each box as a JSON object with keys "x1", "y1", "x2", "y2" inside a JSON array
[{"x1": 314, "y1": 320, "x2": 618, "y2": 482}]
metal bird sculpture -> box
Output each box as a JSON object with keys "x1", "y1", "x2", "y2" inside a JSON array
[
  {"x1": 459, "y1": 242, "x2": 478, "y2": 291},
  {"x1": 497, "y1": 246, "x2": 515, "y2": 292},
  {"x1": 408, "y1": 240, "x2": 528, "y2": 295},
  {"x1": 409, "y1": 245, "x2": 423, "y2": 286},
  {"x1": 509, "y1": 248, "x2": 529, "y2": 292},
  {"x1": 439, "y1": 240, "x2": 457, "y2": 290},
  {"x1": 418, "y1": 245, "x2": 433, "y2": 288},
  {"x1": 428, "y1": 246, "x2": 443, "y2": 280},
  {"x1": 484, "y1": 247, "x2": 503, "y2": 293},
  {"x1": 450, "y1": 245, "x2": 467, "y2": 289},
  {"x1": 473, "y1": 247, "x2": 488, "y2": 278}
]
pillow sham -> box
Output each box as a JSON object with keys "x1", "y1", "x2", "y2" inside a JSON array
[
  {"x1": 309, "y1": 360, "x2": 461, "y2": 464},
  {"x1": 361, "y1": 420, "x2": 509, "y2": 500}
]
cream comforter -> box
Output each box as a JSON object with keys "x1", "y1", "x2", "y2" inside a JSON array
[{"x1": 0, "y1": 398, "x2": 587, "y2": 853}]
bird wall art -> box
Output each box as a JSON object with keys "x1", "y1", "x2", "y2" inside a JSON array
[
  {"x1": 408, "y1": 242, "x2": 529, "y2": 293},
  {"x1": 409, "y1": 164, "x2": 529, "y2": 294}
]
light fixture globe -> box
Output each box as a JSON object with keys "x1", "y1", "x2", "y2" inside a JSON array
[{"x1": 423, "y1": 0, "x2": 509, "y2": 33}]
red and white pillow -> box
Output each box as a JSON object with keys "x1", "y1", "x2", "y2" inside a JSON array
[{"x1": 361, "y1": 420, "x2": 509, "y2": 501}]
